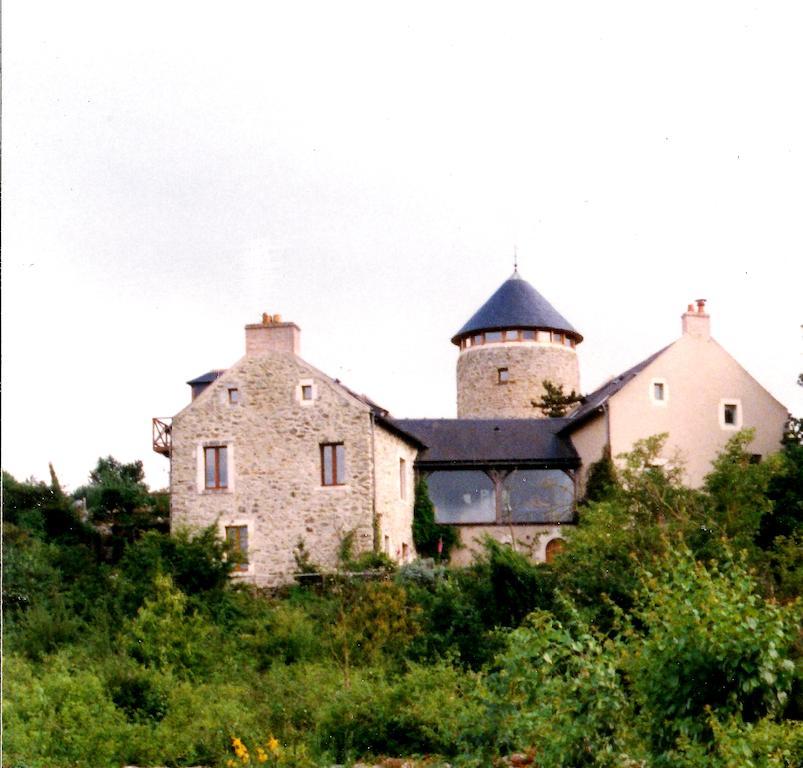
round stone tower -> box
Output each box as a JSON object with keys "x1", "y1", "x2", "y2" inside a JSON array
[{"x1": 453, "y1": 270, "x2": 583, "y2": 419}]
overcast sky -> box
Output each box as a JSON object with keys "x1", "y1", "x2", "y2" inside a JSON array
[{"x1": 3, "y1": 1, "x2": 802, "y2": 492}]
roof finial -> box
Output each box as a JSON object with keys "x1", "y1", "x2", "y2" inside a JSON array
[{"x1": 513, "y1": 245, "x2": 518, "y2": 274}]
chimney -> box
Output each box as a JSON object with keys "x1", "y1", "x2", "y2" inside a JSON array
[
  {"x1": 245, "y1": 312, "x2": 301, "y2": 356},
  {"x1": 681, "y1": 298, "x2": 710, "y2": 339}
]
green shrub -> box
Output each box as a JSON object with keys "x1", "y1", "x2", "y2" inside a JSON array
[
  {"x1": 251, "y1": 602, "x2": 323, "y2": 668},
  {"x1": 316, "y1": 662, "x2": 478, "y2": 762},
  {"x1": 412, "y1": 478, "x2": 459, "y2": 561},
  {"x1": 631, "y1": 548, "x2": 800, "y2": 758},
  {"x1": 3, "y1": 652, "x2": 129, "y2": 768}
]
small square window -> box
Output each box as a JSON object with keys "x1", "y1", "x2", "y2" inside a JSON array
[
  {"x1": 551, "y1": 331, "x2": 564, "y2": 344},
  {"x1": 653, "y1": 383, "x2": 665, "y2": 401},
  {"x1": 498, "y1": 367, "x2": 510, "y2": 384},
  {"x1": 522, "y1": 330, "x2": 536, "y2": 341},
  {"x1": 485, "y1": 331, "x2": 503, "y2": 343},
  {"x1": 302, "y1": 385, "x2": 313, "y2": 400},
  {"x1": 228, "y1": 388, "x2": 239, "y2": 404},
  {"x1": 723, "y1": 403, "x2": 738, "y2": 425},
  {"x1": 472, "y1": 333, "x2": 484, "y2": 346}
]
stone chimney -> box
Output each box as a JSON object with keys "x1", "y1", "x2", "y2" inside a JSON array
[
  {"x1": 245, "y1": 312, "x2": 301, "y2": 356},
  {"x1": 681, "y1": 299, "x2": 710, "y2": 339}
]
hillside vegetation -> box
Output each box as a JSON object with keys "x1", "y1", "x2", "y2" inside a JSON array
[{"x1": 3, "y1": 429, "x2": 802, "y2": 767}]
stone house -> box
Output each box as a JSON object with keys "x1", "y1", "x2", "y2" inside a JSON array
[{"x1": 154, "y1": 274, "x2": 788, "y2": 584}]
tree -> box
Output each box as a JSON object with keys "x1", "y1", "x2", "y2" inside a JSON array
[
  {"x1": 73, "y1": 456, "x2": 164, "y2": 560},
  {"x1": 412, "y1": 478, "x2": 459, "y2": 562},
  {"x1": 531, "y1": 379, "x2": 583, "y2": 418}
]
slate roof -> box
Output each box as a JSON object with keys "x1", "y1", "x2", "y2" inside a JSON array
[
  {"x1": 559, "y1": 344, "x2": 674, "y2": 433},
  {"x1": 452, "y1": 271, "x2": 582, "y2": 344},
  {"x1": 390, "y1": 418, "x2": 580, "y2": 468},
  {"x1": 186, "y1": 369, "x2": 227, "y2": 385}
]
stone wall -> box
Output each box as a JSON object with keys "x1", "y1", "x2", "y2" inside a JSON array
[
  {"x1": 457, "y1": 343, "x2": 580, "y2": 418},
  {"x1": 373, "y1": 426, "x2": 418, "y2": 563},
  {"x1": 448, "y1": 523, "x2": 567, "y2": 565},
  {"x1": 170, "y1": 351, "x2": 377, "y2": 586}
]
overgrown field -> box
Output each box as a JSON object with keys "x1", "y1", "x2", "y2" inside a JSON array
[{"x1": 3, "y1": 430, "x2": 802, "y2": 767}]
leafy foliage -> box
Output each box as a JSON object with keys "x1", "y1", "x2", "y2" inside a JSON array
[
  {"x1": 532, "y1": 378, "x2": 583, "y2": 417},
  {"x1": 411, "y1": 477, "x2": 459, "y2": 561}
]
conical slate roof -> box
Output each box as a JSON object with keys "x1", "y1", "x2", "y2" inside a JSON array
[{"x1": 451, "y1": 271, "x2": 582, "y2": 344}]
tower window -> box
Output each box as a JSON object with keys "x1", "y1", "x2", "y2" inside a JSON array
[
  {"x1": 498, "y1": 367, "x2": 510, "y2": 384},
  {"x1": 485, "y1": 331, "x2": 503, "y2": 343},
  {"x1": 522, "y1": 330, "x2": 536, "y2": 341},
  {"x1": 228, "y1": 388, "x2": 239, "y2": 404},
  {"x1": 472, "y1": 333, "x2": 483, "y2": 346},
  {"x1": 551, "y1": 331, "x2": 564, "y2": 344}
]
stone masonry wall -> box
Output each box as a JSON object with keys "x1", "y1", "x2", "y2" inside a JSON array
[
  {"x1": 449, "y1": 523, "x2": 566, "y2": 565},
  {"x1": 170, "y1": 351, "x2": 376, "y2": 586},
  {"x1": 457, "y1": 343, "x2": 580, "y2": 418},
  {"x1": 373, "y1": 426, "x2": 418, "y2": 563}
]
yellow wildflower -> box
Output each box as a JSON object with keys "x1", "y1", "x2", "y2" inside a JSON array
[
  {"x1": 256, "y1": 746, "x2": 268, "y2": 763},
  {"x1": 267, "y1": 735, "x2": 280, "y2": 753}
]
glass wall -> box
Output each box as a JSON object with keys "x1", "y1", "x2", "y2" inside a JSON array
[
  {"x1": 501, "y1": 469, "x2": 574, "y2": 523},
  {"x1": 428, "y1": 470, "x2": 496, "y2": 523}
]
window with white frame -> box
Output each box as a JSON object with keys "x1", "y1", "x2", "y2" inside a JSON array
[
  {"x1": 650, "y1": 379, "x2": 668, "y2": 405},
  {"x1": 720, "y1": 399, "x2": 742, "y2": 429}
]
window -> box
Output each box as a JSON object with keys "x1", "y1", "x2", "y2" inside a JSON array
[
  {"x1": 472, "y1": 333, "x2": 483, "y2": 346},
  {"x1": 204, "y1": 446, "x2": 228, "y2": 489},
  {"x1": 301, "y1": 385, "x2": 313, "y2": 401},
  {"x1": 653, "y1": 382, "x2": 665, "y2": 400},
  {"x1": 225, "y1": 525, "x2": 248, "y2": 572},
  {"x1": 723, "y1": 403, "x2": 737, "y2": 425},
  {"x1": 428, "y1": 470, "x2": 496, "y2": 523},
  {"x1": 399, "y1": 458, "x2": 407, "y2": 499},
  {"x1": 498, "y1": 367, "x2": 510, "y2": 384},
  {"x1": 551, "y1": 331, "x2": 564, "y2": 344},
  {"x1": 485, "y1": 331, "x2": 503, "y2": 343},
  {"x1": 522, "y1": 329, "x2": 536, "y2": 341},
  {"x1": 501, "y1": 469, "x2": 575, "y2": 523},
  {"x1": 228, "y1": 388, "x2": 239, "y2": 404},
  {"x1": 321, "y1": 443, "x2": 345, "y2": 486}
]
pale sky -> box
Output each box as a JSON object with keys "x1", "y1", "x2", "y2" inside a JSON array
[{"x1": 3, "y1": 1, "x2": 802, "y2": 492}]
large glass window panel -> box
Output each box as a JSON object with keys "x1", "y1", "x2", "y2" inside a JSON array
[
  {"x1": 428, "y1": 471, "x2": 496, "y2": 524},
  {"x1": 501, "y1": 470, "x2": 574, "y2": 523}
]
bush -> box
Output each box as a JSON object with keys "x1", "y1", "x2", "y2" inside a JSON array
[
  {"x1": 412, "y1": 478, "x2": 459, "y2": 561},
  {"x1": 631, "y1": 548, "x2": 800, "y2": 757},
  {"x1": 316, "y1": 661, "x2": 478, "y2": 762}
]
